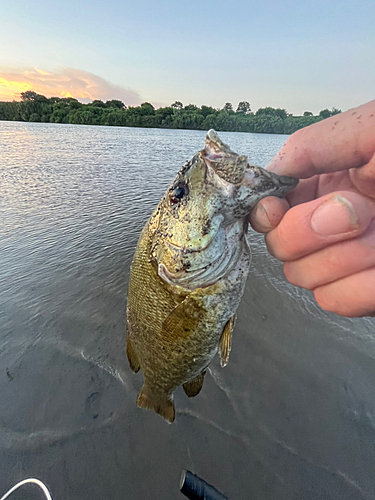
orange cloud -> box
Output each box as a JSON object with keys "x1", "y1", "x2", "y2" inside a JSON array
[{"x1": 0, "y1": 68, "x2": 142, "y2": 105}]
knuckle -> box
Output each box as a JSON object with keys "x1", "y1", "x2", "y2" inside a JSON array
[{"x1": 288, "y1": 128, "x2": 305, "y2": 146}]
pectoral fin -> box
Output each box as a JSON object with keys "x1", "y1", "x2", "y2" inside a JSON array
[
  {"x1": 161, "y1": 296, "x2": 203, "y2": 341},
  {"x1": 219, "y1": 315, "x2": 236, "y2": 367},
  {"x1": 183, "y1": 370, "x2": 206, "y2": 398},
  {"x1": 126, "y1": 336, "x2": 140, "y2": 373}
]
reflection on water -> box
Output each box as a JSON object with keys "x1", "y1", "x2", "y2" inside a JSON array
[{"x1": 0, "y1": 122, "x2": 375, "y2": 500}]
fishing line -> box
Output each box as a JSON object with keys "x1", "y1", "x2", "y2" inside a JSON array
[{"x1": 0, "y1": 478, "x2": 53, "y2": 500}]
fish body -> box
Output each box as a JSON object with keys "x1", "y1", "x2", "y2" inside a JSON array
[{"x1": 126, "y1": 130, "x2": 297, "y2": 422}]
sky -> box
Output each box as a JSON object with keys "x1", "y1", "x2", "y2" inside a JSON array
[{"x1": 0, "y1": 0, "x2": 374, "y2": 114}]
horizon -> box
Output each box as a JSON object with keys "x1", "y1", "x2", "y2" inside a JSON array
[{"x1": 1, "y1": 0, "x2": 374, "y2": 115}]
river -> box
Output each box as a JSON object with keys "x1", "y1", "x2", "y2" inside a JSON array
[{"x1": 0, "y1": 121, "x2": 374, "y2": 500}]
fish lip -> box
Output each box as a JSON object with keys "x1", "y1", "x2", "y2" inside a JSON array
[
  {"x1": 277, "y1": 174, "x2": 299, "y2": 190},
  {"x1": 241, "y1": 165, "x2": 298, "y2": 197}
]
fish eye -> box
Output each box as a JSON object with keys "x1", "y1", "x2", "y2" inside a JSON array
[{"x1": 169, "y1": 184, "x2": 189, "y2": 204}]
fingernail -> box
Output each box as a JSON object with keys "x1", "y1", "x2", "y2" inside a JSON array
[
  {"x1": 311, "y1": 195, "x2": 358, "y2": 235},
  {"x1": 254, "y1": 203, "x2": 272, "y2": 230}
]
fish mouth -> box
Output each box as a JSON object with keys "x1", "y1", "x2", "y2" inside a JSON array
[
  {"x1": 277, "y1": 174, "x2": 299, "y2": 193},
  {"x1": 203, "y1": 129, "x2": 247, "y2": 184}
]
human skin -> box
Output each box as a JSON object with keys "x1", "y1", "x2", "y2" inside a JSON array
[{"x1": 249, "y1": 100, "x2": 375, "y2": 317}]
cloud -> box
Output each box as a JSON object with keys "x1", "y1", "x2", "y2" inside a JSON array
[{"x1": 0, "y1": 68, "x2": 142, "y2": 105}]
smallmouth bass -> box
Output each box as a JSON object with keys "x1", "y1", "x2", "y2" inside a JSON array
[{"x1": 126, "y1": 130, "x2": 297, "y2": 422}]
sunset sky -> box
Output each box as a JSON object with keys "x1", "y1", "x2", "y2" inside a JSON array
[{"x1": 1, "y1": 0, "x2": 374, "y2": 114}]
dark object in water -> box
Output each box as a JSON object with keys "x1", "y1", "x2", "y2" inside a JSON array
[{"x1": 180, "y1": 470, "x2": 229, "y2": 500}]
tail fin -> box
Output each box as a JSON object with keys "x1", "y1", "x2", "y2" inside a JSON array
[{"x1": 136, "y1": 385, "x2": 175, "y2": 423}]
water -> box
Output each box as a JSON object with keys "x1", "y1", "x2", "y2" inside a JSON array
[{"x1": 0, "y1": 121, "x2": 374, "y2": 500}]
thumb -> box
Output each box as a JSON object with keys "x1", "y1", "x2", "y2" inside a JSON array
[{"x1": 249, "y1": 197, "x2": 290, "y2": 233}]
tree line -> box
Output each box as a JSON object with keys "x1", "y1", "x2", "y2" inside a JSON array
[{"x1": 0, "y1": 91, "x2": 341, "y2": 134}]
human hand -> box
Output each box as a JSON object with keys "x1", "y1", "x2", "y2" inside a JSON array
[{"x1": 249, "y1": 100, "x2": 375, "y2": 317}]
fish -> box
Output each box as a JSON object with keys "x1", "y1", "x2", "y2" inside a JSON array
[{"x1": 126, "y1": 130, "x2": 298, "y2": 423}]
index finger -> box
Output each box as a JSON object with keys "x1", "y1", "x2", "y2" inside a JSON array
[{"x1": 267, "y1": 100, "x2": 375, "y2": 179}]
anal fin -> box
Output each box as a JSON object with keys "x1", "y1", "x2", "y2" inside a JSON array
[
  {"x1": 183, "y1": 370, "x2": 206, "y2": 398},
  {"x1": 136, "y1": 385, "x2": 175, "y2": 423},
  {"x1": 126, "y1": 336, "x2": 140, "y2": 373},
  {"x1": 219, "y1": 315, "x2": 236, "y2": 367}
]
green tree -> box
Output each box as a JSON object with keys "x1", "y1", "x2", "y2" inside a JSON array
[
  {"x1": 319, "y1": 109, "x2": 331, "y2": 119},
  {"x1": 184, "y1": 104, "x2": 199, "y2": 111},
  {"x1": 106, "y1": 99, "x2": 126, "y2": 109},
  {"x1": 155, "y1": 106, "x2": 175, "y2": 128},
  {"x1": 319, "y1": 107, "x2": 341, "y2": 120},
  {"x1": 216, "y1": 110, "x2": 236, "y2": 130},
  {"x1": 0, "y1": 88, "x2": 343, "y2": 135},
  {"x1": 201, "y1": 114, "x2": 217, "y2": 130},
  {"x1": 50, "y1": 98, "x2": 81, "y2": 123},
  {"x1": 29, "y1": 113, "x2": 41, "y2": 122},
  {"x1": 256, "y1": 107, "x2": 287, "y2": 120},
  {"x1": 171, "y1": 101, "x2": 183, "y2": 110},
  {"x1": 254, "y1": 115, "x2": 284, "y2": 134},
  {"x1": 91, "y1": 99, "x2": 107, "y2": 108},
  {"x1": 0, "y1": 101, "x2": 21, "y2": 121},
  {"x1": 19, "y1": 91, "x2": 51, "y2": 121},
  {"x1": 222, "y1": 102, "x2": 234, "y2": 113},
  {"x1": 201, "y1": 105, "x2": 216, "y2": 118},
  {"x1": 140, "y1": 102, "x2": 155, "y2": 115},
  {"x1": 236, "y1": 101, "x2": 251, "y2": 114}
]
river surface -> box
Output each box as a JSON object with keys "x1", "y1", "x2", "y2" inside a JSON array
[{"x1": 0, "y1": 121, "x2": 374, "y2": 500}]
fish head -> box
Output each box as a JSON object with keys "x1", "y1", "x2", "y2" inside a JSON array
[
  {"x1": 202, "y1": 129, "x2": 298, "y2": 222},
  {"x1": 152, "y1": 130, "x2": 298, "y2": 289}
]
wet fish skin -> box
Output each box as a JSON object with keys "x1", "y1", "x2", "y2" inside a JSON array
[{"x1": 126, "y1": 130, "x2": 297, "y2": 422}]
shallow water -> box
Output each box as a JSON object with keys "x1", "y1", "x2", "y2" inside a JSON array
[{"x1": 0, "y1": 122, "x2": 374, "y2": 500}]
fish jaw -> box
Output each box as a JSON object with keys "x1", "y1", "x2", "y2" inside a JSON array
[{"x1": 204, "y1": 129, "x2": 248, "y2": 184}]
